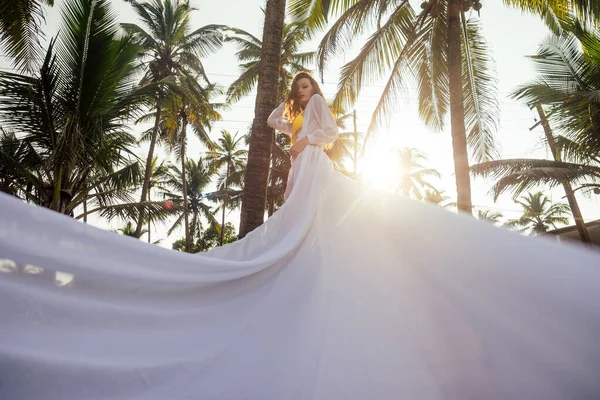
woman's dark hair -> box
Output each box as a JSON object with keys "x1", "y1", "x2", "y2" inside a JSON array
[{"x1": 283, "y1": 72, "x2": 324, "y2": 121}]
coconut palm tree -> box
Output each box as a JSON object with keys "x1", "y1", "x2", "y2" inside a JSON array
[
  {"x1": 288, "y1": 0, "x2": 502, "y2": 215},
  {"x1": 507, "y1": 191, "x2": 570, "y2": 234},
  {"x1": 0, "y1": 0, "x2": 168, "y2": 223},
  {"x1": 143, "y1": 156, "x2": 172, "y2": 243},
  {"x1": 0, "y1": 0, "x2": 54, "y2": 72},
  {"x1": 471, "y1": 19, "x2": 600, "y2": 242},
  {"x1": 225, "y1": 20, "x2": 315, "y2": 104},
  {"x1": 423, "y1": 189, "x2": 453, "y2": 208},
  {"x1": 289, "y1": 0, "x2": 600, "y2": 216},
  {"x1": 172, "y1": 222, "x2": 237, "y2": 252},
  {"x1": 325, "y1": 132, "x2": 361, "y2": 177},
  {"x1": 160, "y1": 157, "x2": 219, "y2": 249},
  {"x1": 159, "y1": 77, "x2": 222, "y2": 250},
  {"x1": 502, "y1": 0, "x2": 599, "y2": 32},
  {"x1": 476, "y1": 209, "x2": 504, "y2": 224},
  {"x1": 209, "y1": 130, "x2": 248, "y2": 246},
  {"x1": 0, "y1": 130, "x2": 28, "y2": 197},
  {"x1": 265, "y1": 131, "x2": 291, "y2": 216},
  {"x1": 239, "y1": 0, "x2": 287, "y2": 238},
  {"x1": 116, "y1": 221, "x2": 148, "y2": 238},
  {"x1": 324, "y1": 109, "x2": 363, "y2": 177},
  {"x1": 122, "y1": 0, "x2": 224, "y2": 237},
  {"x1": 392, "y1": 148, "x2": 441, "y2": 200}
]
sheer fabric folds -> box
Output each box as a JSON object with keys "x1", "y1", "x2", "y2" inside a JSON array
[{"x1": 1, "y1": 145, "x2": 600, "y2": 400}]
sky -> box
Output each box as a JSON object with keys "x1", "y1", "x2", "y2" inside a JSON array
[{"x1": 1, "y1": 0, "x2": 599, "y2": 247}]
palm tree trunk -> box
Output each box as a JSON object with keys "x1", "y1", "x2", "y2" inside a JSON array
[
  {"x1": 83, "y1": 197, "x2": 88, "y2": 223},
  {"x1": 52, "y1": 165, "x2": 63, "y2": 212},
  {"x1": 191, "y1": 213, "x2": 198, "y2": 243},
  {"x1": 220, "y1": 162, "x2": 230, "y2": 246},
  {"x1": 181, "y1": 117, "x2": 191, "y2": 252},
  {"x1": 535, "y1": 103, "x2": 590, "y2": 243},
  {"x1": 447, "y1": 0, "x2": 472, "y2": 215},
  {"x1": 135, "y1": 94, "x2": 162, "y2": 238},
  {"x1": 239, "y1": 0, "x2": 286, "y2": 238},
  {"x1": 147, "y1": 190, "x2": 152, "y2": 243}
]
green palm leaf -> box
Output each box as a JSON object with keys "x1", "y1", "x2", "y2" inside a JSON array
[
  {"x1": 471, "y1": 158, "x2": 600, "y2": 199},
  {"x1": 0, "y1": 0, "x2": 54, "y2": 72}
]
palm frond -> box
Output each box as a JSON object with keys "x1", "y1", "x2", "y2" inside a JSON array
[
  {"x1": 0, "y1": 0, "x2": 53, "y2": 72},
  {"x1": 461, "y1": 16, "x2": 500, "y2": 163},
  {"x1": 472, "y1": 158, "x2": 600, "y2": 199},
  {"x1": 331, "y1": 2, "x2": 415, "y2": 115}
]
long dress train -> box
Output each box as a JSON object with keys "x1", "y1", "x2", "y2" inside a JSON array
[{"x1": 1, "y1": 109, "x2": 600, "y2": 399}]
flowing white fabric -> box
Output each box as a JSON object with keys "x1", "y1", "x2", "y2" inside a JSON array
[{"x1": 2, "y1": 118, "x2": 600, "y2": 399}]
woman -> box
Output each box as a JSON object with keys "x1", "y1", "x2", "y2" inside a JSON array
[
  {"x1": 1, "y1": 74, "x2": 600, "y2": 399},
  {"x1": 267, "y1": 72, "x2": 339, "y2": 199}
]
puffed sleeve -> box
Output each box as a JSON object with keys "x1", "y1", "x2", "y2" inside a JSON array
[
  {"x1": 306, "y1": 95, "x2": 339, "y2": 145},
  {"x1": 267, "y1": 102, "x2": 293, "y2": 135}
]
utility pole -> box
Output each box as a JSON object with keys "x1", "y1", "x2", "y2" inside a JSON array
[{"x1": 531, "y1": 103, "x2": 591, "y2": 243}]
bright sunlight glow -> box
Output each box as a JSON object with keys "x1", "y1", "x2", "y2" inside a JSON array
[{"x1": 359, "y1": 140, "x2": 402, "y2": 192}]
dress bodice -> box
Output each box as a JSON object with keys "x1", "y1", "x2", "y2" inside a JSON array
[{"x1": 292, "y1": 111, "x2": 304, "y2": 143}]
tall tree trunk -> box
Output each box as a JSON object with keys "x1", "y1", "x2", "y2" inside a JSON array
[
  {"x1": 181, "y1": 117, "x2": 191, "y2": 252},
  {"x1": 447, "y1": 0, "x2": 472, "y2": 215},
  {"x1": 83, "y1": 197, "x2": 88, "y2": 223},
  {"x1": 535, "y1": 103, "x2": 590, "y2": 243},
  {"x1": 135, "y1": 94, "x2": 162, "y2": 238},
  {"x1": 147, "y1": 190, "x2": 151, "y2": 243},
  {"x1": 52, "y1": 165, "x2": 63, "y2": 212},
  {"x1": 239, "y1": 0, "x2": 286, "y2": 238},
  {"x1": 220, "y1": 162, "x2": 230, "y2": 246}
]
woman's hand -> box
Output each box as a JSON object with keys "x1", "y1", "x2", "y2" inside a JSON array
[{"x1": 289, "y1": 136, "x2": 309, "y2": 159}]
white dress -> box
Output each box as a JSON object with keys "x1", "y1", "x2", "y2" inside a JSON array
[{"x1": 1, "y1": 94, "x2": 600, "y2": 400}]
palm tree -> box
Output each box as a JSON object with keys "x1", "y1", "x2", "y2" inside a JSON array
[
  {"x1": 0, "y1": 0, "x2": 54, "y2": 72},
  {"x1": 172, "y1": 222, "x2": 237, "y2": 252},
  {"x1": 161, "y1": 157, "x2": 219, "y2": 249},
  {"x1": 289, "y1": 0, "x2": 600, "y2": 216},
  {"x1": 116, "y1": 221, "x2": 148, "y2": 238},
  {"x1": 0, "y1": 130, "x2": 28, "y2": 197},
  {"x1": 476, "y1": 209, "x2": 504, "y2": 224},
  {"x1": 325, "y1": 132, "x2": 360, "y2": 177},
  {"x1": 507, "y1": 192, "x2": 570, "y2": 235},
  {"x1": 324, "y1": 109, "x2": 363, "y2": 177},
  {"x1": 289, "y1": 0, "x2": 502, "y2": 215},
  {"x1": 503, "y1": 0, "x2": 600, "y2": 32},
  {"x1": 160, "y1": 77, "x2": 222, "y2": 251},
  {"x1": 239, "y1": 0, "x2": 287, "y2": 238},
  {"x1": 392, "y1": 148, "x2": 441, "y2": 199},
  {"x1": 471, "y1": 19, "x2": 600, "y2": 242},
  {"x1": 144, "y1": 156, "x2": 172, "y2": 243},
  {"x1": 225, "y1": 20, "x2": 315, "y2": 104},
  {"x1": 209, "y1": 130, "x2": 248, "y2": 246},
  {"x1": 266, "y1": 131, "x2": 292, "y2": 216},
  {"x1": 0, "y1": 0, "x2": 167, "y2": 223},
  {"x1": 123, "y1": 0, "x2": 224, "y2": 238},
  {"x1": 423, "y1": 189, "x2": 453, "y2": 208}
]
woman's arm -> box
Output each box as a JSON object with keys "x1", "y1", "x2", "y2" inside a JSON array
[
  {"x1": 267, "y1": 102, "x2": 293, "y2": 135},
  {"x1": 306, "y1": 95, "x2": 339, "y2": 145}
]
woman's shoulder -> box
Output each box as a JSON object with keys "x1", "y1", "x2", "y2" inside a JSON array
[{"x1": 306, "y1": 94, "x2": 328, "y2": 111}]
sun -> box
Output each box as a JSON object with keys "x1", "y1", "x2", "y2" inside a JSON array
[{"x1": 359, "y1": 142, "x2": 401, "y2": 191}]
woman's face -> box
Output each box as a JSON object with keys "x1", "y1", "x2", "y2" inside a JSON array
[{"x1": 296, "y1": 78, "x2": 315, "y2": 107}]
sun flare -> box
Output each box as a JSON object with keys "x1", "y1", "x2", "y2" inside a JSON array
[{"x1": 359, "y1": 142, "x2": 401, "y2": 191}]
